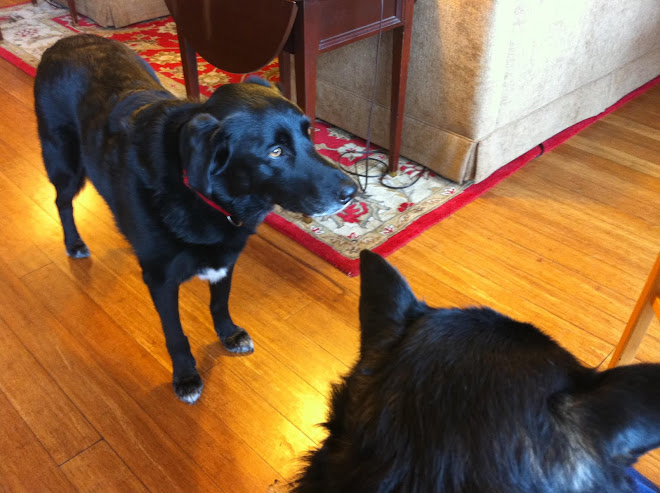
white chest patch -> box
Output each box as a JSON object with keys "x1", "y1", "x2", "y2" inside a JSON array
[{"x1": 197, "y1": 267, "x2": 228, "y2": 284}]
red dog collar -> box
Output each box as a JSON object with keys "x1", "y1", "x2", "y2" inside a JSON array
[{"x1": 182, "y1": 170, "x2": 242, "y2": 227}]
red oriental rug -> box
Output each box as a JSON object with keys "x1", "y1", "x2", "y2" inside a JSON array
[{"x1": 1, "y1": 2, "x2": 658, "y2": 275}]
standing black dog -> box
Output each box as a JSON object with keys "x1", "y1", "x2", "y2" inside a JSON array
[
  {"x1": 34, "y1": 34, "x2": 357, "y2": 404},
  {"x1": 295, "y1": 250, "x2": 660, "y2": 492}
]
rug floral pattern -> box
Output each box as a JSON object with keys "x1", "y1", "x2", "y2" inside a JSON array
[{"x1": 0, "y1": 2, "x2": 471, "y2": 271}]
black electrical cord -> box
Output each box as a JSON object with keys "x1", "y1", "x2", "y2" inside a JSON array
[
  {"x1": 351, "y1": 0, "x2": 385, "y2": 193},
  {"x1": 44, "y1": 0, "x2": 66, "y2": 10},
  {"x1": 338, "y1": 151, "x2": 426, "y2": 191},
  {"x1": 335, "y1": 0, "x2": 430, "y2": 193}
]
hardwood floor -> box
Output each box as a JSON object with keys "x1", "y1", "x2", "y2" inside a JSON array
[{"x1": 1, "y1": 10, "x2": 659, "y2": 490}]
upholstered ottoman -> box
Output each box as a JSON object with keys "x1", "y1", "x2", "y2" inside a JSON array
[{"x1": 56, "y1": 0, "x2": 168, "y2": 27}]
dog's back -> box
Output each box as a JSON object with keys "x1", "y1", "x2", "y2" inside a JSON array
[
  {"x1": 295, "y1": 251, "x2": 660, "y2": 492},
  {"x1": 35, "y1": 34, "x2": 163, "y2": 123},
  {"x1": 34, "y1": 35, "x2": 174, "y2": 215}
]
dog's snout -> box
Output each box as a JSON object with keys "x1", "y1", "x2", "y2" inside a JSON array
[{"x1": 339, "y1": 180, "x2": 358, "y2": 204}]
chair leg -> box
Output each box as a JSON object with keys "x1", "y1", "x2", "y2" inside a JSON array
[
  {"x1": 67, "y1": 0, "x2": 78, "y2": 26},
  {"x1": 294, "y1": 0, "x2": 321, "y2": 129},
  {"x1": 176, "y1": 26, "x2": 200, "y2": 100},
  {"x1": 388, "y1": 0, "x2": 415, "y2": 174},
  {"x1": 609, "y1": 252, "x2": 660, "y2": 368},
  {"x1": 278, "y1": 51, "x2": 292, "y2": 101}
]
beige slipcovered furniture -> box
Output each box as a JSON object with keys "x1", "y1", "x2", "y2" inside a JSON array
[
  {"x1": 313, "y1": 0, "x2": 660, "y2": 183},
  {"x1": 56, "y1": 0, "x2": 168, "y2": 27}
]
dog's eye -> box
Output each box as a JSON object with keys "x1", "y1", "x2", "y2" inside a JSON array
[{"x1": 269, "y1": 147, "x2": 282, "y2": 158}]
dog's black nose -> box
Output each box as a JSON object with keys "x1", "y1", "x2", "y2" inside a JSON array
[{"x1": 339, "y1": 180, "x2": 358, "y2": 204}]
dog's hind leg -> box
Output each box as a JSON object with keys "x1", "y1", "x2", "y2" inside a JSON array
[
  {"x1": 143, "y1": 271, "x2": 203, "y2": 403},
  {"x1": 39, "y1": 127, "x2": 90, "y2": 258},
  {"x1": 209, "y1": 265, "x2": 254, "y2": 354}
]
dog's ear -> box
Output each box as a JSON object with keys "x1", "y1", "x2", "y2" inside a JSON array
[
  {"x1": 179, "y1": 113, "x2": 228, "y2": 195},
  {"x1": 558, "y1": 364, "x2": 660, "y2": 460},
  {"x1": 358, "y1": 250, "x2": 425, "y2": 352}
]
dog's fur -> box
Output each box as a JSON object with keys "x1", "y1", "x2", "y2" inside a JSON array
[
  {"x1": 34, "y1": 34, "x2": 357, "y2": 403},
  {"x1": 295, "y1": 251, "x2": 660, "y2": 492}
]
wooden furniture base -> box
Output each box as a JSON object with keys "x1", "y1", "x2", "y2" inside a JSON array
[
  {"x1": 609, "y1": 252, "x2": 660, "y2": 368},
  {"x1": 168, "y1": 0, "x2": 415, "y2": 174},
  {"x1": 280, "y1": 0, "x2": 414, "y2": 173},
  {"x1": 166, "y1": 0, "x2": 298, "y2": 95},
  {"x1": 67, "y1": 0, "x2": 78, "y2": 26}
]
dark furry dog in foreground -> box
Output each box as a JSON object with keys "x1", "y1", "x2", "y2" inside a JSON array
[
  {"x1": 295, "y1": 250, "x2": 660, "y2": 492},
  {"x1": 34, "y1": 34, "x2": 357, "y2": 403}
]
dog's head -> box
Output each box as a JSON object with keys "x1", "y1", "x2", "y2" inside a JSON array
[
  {"x1": 179, "y1": 77, "x2": 357, "y2": 217},
  {"x1": 295, "y1": 250, "x2": 660, "y2": 492}
]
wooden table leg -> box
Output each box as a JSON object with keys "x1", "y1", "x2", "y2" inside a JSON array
[
  {"x1": 388, "y1": 0, "x2": 415, "y2": 174},
  {"x1": 176, "y1": 26, "x2": 200, "y2": 100},
  {"x1": 278, "y1": 51, "x2": 292, "y2": 100},
  {"x1": 66, "y1": 0, "x2": 78, "y2": 25},
  {"x1": 609, "y1": 252, "x2": 660, "y2": 368},
  {"x1": 294, "y1": 0, "x2": 321, "y2": 129}
]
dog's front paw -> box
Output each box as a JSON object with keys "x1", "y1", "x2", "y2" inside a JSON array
[
  {"x1": 221, "y1": 327, "x2": 254, "y2": 354},
  {"x1": 173, "y1": 373, "x2": 203, "y2": 404},
  {"x1": 66, "y1": 239, "x2": 90, "y2": 259}
]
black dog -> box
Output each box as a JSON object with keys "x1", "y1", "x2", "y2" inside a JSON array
[
  {"x1": 295, "y1": 250, "x2": 660, "y2": 492},
  {"x1": 34, "y1": 34, "x2": 357, "y2": 404}
]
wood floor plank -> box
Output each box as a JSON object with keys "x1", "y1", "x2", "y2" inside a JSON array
[
  {"x1": 0, "y1": 83, "x2": 43, "y2": 164},
  {"x1": 612, "y1": 90, "x2": 660, "y2": 130},
  {"x1": 243, "y1": 233, "x2": 351, "y2": 307},
  {"x1": 256, "y1": 223, "x2": 361, "y2": 296},
  {"x1": 60, "y1": 440, "x2": 147, "y2": 492},
  {"x1": 0, "y1": 259, "x2": 222, "y2": 492},
  {"x1": 415, "y1": 226, "x2": 625, "y2": 329},
  {"x1": 164, "y1": 274, "x2": 341, "y2": 447},
  {"x1": 444, "y1": 196, "x2": 649, "y2": 300},
  {"x1": 0, "y1": 210, "x2": 52, "y2": 277},
  {"x1": 566, "y1": 127, "x2": 660, "y2": 178},
  {"x1": 418, "y1": 212, "x2": 660, "y2": 359},
  {"x1": 473, "y1": 193, "x2": 655, "y2": 284},
  {"x1": 208, "y1": 295, "x2": 352, "y2": 399},
  {"x1": 581, "y1": 113, "x2": 660, "y2": 145},
  {"x1": 637, "y1": 446, "x2": 660, "y2": 483},
  {"x1": 0, "y1": 317, "x2": 100, "y2": 466},
  {"x1": 0, "y1": 169, "x2": 53, "y2": 277},
  {"x1": 22, "y1": 262, "x2": 304, "y2": 485},
  {"x1": 535, "y1": 149, "x2": 659, "y2": 226},
  {"x1": 391, "y1": 240, "x2": 614, "y2": 367},
  {"x1": 502, "y1": 164, "x2": 658, "y2": 245},
  {"x1": 603, "y1": 114, "x2": 660, "y2": 143},
  {"x1": 0, "y1": 389, "x2": 75, "y2": 492},
  {"x1": 436, "y1": 212, "x2": 636, "y2": 322},
  {"x1": 280, "y1": 295, "x2": 361, "y2": 369},
  {"x1": 0, "y1": 54, "x2": 34, "y2": 106},
  {"x1": 486, "y1": 177, "x2": 658, "y2": 274},
  {"x1": 557, "y1": 140, "x2": 660, "y2": 199}
]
